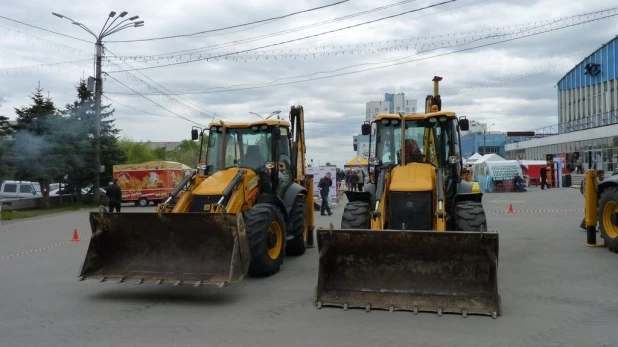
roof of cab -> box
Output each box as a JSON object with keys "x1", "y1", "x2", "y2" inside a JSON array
[
  {"x1": 208, "y1": 118, "x2": 291, "y2": 128},
  {"x1": 374, "y1": 111, "x2": 457, "y2": 121}
]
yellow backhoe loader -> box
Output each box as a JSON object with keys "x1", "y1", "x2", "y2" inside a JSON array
[
  {"x1": 582, "y1": 169, "x2": 618, "y2": 252},
  {"x1": 78, "y1": 106, "x2": 315, "y2": 287},
  {"x1": 316, "y1": 77, "x2": 501, "y2": 318}
]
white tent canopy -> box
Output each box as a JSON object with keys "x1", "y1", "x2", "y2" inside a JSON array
[
  {"x1": 464, "y1": 152, "x2": 483, "y2": 165},
  {"x1": 475, "y1": 153, "x2": 505, "y2": 164},
  {"x1": 471, "y1": 154, "x2": 504, "y2": 178}
]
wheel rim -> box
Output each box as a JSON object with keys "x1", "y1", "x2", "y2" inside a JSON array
[
  {"x1": 602, "y1": 200, "x2": 618, "y2": 239},
  {"x1": 267, "y1": 221, "x2": 283, "y2": 260}
]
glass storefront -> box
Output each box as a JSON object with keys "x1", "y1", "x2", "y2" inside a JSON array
[{"x1": 506, "y1": 135, "x2": 618, "y2": 173}]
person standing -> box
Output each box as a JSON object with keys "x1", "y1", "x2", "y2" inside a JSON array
[
  {"x1": 540, "y1": 165, "x2": 549, "y2": 190},
  {"x1": 106, "y1": 178, "x2": 122, "y2": 212},
  {"x1": 576, "y1": 157, "x2": 583, "y2": 174},
  {"x1": 319, "y1": 172, "x2": 333, "y2": 216}
]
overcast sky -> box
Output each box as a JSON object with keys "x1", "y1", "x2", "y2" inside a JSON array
[{"x1": 1, "y1": 0, "x2": 617, "y2": 166}]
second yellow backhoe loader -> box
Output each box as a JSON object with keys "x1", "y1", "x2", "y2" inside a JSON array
[
  {"x1": 316, "y1": 77, "x2": 501, "y2": 318},
  {"x1": 78, "y1": 106, "x2": 315, "y2": 287}
]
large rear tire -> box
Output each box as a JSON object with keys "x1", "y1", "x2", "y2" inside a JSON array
[
  {"x1": 286, "y1": 195, "x2": 307, "y2": 256},
  {"x1": 597, "y1": 187, "x2": 618, "y2": 253},
  {"x1": 244, "y1": 203, "x2": 286, "y2": 277},
  {"x1": 455, "y1": 201, "x2": 488, "y2": 231},
  {"x1": 341, "y1": 201, "x2": 371, "y2": 229}
]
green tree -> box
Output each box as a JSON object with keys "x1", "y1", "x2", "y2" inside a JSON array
[
  {"x1": 0, "y1": 103, "x2": 13, "y2": 179},
  {"x1": 0, "y1": 115, "x2": 11, "y2": 137},
  {"x1": 59, "y1": 79, "x2": 126, "y2": 190},
  {"x1": 169, "y1": 139, "x2": 201, "y2": 167},
  {"x1": 152, "y1": 146, "x2": 169, "y2": 161},
  {"x1": 9, "y1": 85, "x2": 64, "y2": 208},
  {"x1": 118, "y1": 138, "x2": 158, "y2": 163}
]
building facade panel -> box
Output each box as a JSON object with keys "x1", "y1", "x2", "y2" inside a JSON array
[{"x1": 507, "y1": 36, "x2": 618, "y2": 173}]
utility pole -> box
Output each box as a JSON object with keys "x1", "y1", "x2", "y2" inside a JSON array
[
  {"x1": 94, "y1": 40, "x2": 103, "y2": 205},
  {"x1": 52, "y1": 11, "x2": 144, "y2": 205},
  {"x1": 482, "y1": 123, "x2": 495, "y2": 155}
]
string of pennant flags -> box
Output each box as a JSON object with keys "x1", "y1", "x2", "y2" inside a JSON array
[
  {"x1": 105, "y1": 9, "x2": 618, "y2": 67},
  {"x1": 1, "y1": 9, "x2": 615, "y2": 77}
]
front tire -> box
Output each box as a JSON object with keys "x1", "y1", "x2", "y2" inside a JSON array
[
  {"x1": 286, "y1": 195, "x2": 307, "y2": 256},
  {"x1": 598, "y1": 187, "x2": 618, "y2": 252},
  {"x1": 341, "y1": 201, "x2": 371, "y2": 229},
  {"x1": 455, "y1": 201, "x2": 488, "y2": 231},
  {"x1": 244, "y1": 203, "x2": 286, "y2": 276}
]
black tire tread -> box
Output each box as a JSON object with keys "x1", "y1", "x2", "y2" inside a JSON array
[
  {"x1": 341, "y1": 201, "x2": 371, "y2": 229},
  {"x1": 286, "y1": 196, "x2": 307, "y2": 256},
  {"x1": 243, "y1": 203, "x2": 286, "y2": 277},
  {"x1": 597, "y1": 186, "x2": 618, "y2": 253},
  {"x1": 455, "y1": 201, "x2": 488, "y2": 231}
]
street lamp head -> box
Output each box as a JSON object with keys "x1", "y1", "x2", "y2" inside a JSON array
[
  {"x1": 109, "y1": 11, "x2": 116, "y2": 17},
  {"x1": 52, "y1": 12, "x2": 64, "y2": 18},
  {"x1": 134, "y1": 23, "x2": 144, "y2": 27},
  {"x1": 129, "y1": 16, "x2": 139, "y2": 20},
  {"x1": 119, "y1": 11, "x2": 128, "y2": 17},
  {"x1": 134, "y1": 20, "x2": 144, "y2": 25}
]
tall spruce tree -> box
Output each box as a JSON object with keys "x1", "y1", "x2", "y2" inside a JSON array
[
  {"x1": 0, "y1": 103, "x2": 13, "y2": 179},
  {"x1": 10, "y1": 85, "x2": 63, "y2": 208},
  {"x1": 60, "y1": 79, "x2": 126, "y2": 194}
]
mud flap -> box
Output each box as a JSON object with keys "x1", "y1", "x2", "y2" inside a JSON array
[
  {"x1": 78, "y1": 212, "x2": 251, "y2": 287},
  {"x1": 315, "y1": 228, "x2": 500, "y2": 317}
]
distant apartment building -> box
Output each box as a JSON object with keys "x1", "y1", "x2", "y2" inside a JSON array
[{"x1": 365, "y1": 93, "x2": 418, "y2": 121}]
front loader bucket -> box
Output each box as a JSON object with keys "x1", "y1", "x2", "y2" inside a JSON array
[
  {"x1": 78, "y1": 212, "x2": 251, "y2": 287},
  {"x1": 316, "y1": 228, "x2": 500, "y2": 318}
]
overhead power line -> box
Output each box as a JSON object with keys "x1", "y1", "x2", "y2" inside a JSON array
[
  {"x1": 103, "y1": 95, "x2": 176, "y2": 119},
  {"x1": 107, "y1": 0, "x2": 456, "y2": 73},
  {"x1": 0, "y1": 15, "x2": 93, "y2": 43},
  {"x1": 105, "y1": 9, "x2": 611, "y2": 96},
  {"x1": 109, "y1": 7, "x2": 613, "y2": 64},
  {"x1": 105, "y1": 48, "x2": 217, "y2": 119},
  {"x1": 108, "y1": 0, "x2": 427, "y2": 59},
  {"x1": 102, "y1": 72, "x2": 206, "y2": 127},
  {"x1": 104, "y1": 0, "x2": 351, "y2": 43},
  {"x1": 111, "y1": 12, "x2": 616, "y2": 94}
]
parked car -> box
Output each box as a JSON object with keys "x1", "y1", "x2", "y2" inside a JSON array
[{"x1": 0, "y1": 181, "x2": 40, "y2": 199}]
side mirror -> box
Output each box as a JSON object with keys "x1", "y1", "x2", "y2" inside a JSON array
[
  {"x1": 458, "y1": 117, "x2": 469, "y2": 131},
  {"x1": 361, "y1": 121, "x2": 371, "y2": 136},
  {"x1": 191, "y1": 129, "x2": 199, "y2": 140}
]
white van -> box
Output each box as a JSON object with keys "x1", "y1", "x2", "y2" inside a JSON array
[{"x1": 0, "y1": 181, "x2": 41, "y2": 199}]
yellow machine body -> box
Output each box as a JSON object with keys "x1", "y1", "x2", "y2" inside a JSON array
[
  {"x1": 79, "y1": 107, "x2": 315, "y2": 287},
  {"x1": 316, "y1": 77, "x2": 500, "y2": 318}
]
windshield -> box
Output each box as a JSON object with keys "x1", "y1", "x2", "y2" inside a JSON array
[
  {"x1": 404, "y1": 119, "x2": 453, "y2": 170},
  {"x1": 375, "y1": 120, "x2": 402, "y2": 166},
  {"x1": 374, "y1": 117, "x2": 454, "y2": 172},
  {"x1": 204, "y1": 127, "x2": 273, "y2": 174}
]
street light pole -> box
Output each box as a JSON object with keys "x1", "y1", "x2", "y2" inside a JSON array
[
  {"x1": 52, "y1": 11, "x2": 144, "y2": 205},
  {"x1": 482, "y1": 123, "x2": 495, "y2": 155}
]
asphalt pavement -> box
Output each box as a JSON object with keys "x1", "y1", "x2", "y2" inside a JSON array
[{"x1": 0, "y1": 188, "x2": 617, "y2": 347}]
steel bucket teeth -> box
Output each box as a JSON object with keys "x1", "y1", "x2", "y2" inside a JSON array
[
  {"x1": 78, "y1": 212, "x2": 251, "y2": 287},
  {"x1": 315, "y1": 228, "x2": 501, "y2": 318}
]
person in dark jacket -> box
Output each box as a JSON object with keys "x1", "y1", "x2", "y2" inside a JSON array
[
  {"x1": 319, "y1": 172, "x2": 333, "y2": 216},
  {"x1": 540, "y1": 166, "x2": 549, "y2": 190},
  {"x1": 106, "y1": 178, "x2": 122, "y2": 212}
]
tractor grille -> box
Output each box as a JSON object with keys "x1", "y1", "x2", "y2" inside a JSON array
[
  {"x1": 389, "y1": 192, "x2": 432, "y2": 231},
  {"x1": 190, "y1": 195, "x2": 222, "y2": 213}
]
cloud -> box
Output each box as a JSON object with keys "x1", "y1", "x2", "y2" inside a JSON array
[{"x1": 1, "y1": 0, "x2": 617, "y2": 167}]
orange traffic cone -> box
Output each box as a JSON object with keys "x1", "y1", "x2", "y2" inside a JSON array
[
  {"x1": 71, "y1": 229, "x2": 81, "y2": 242},
  {"x1": 508, "y1": 204, "x2": 514, "y2": 213}
]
